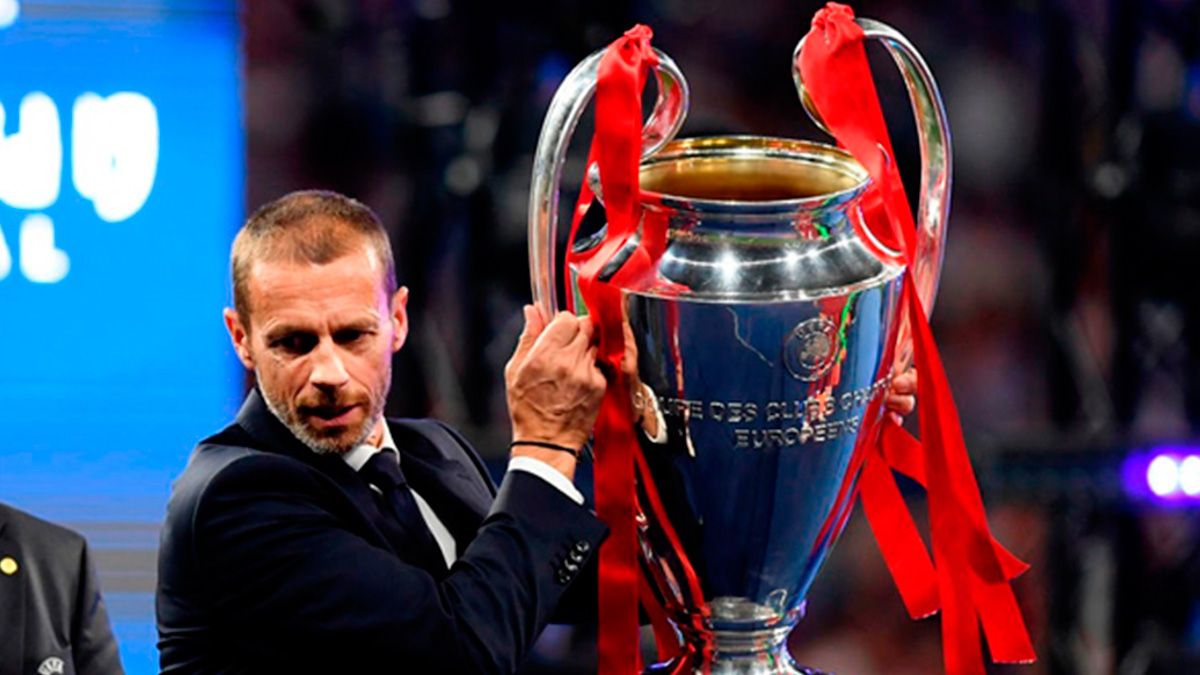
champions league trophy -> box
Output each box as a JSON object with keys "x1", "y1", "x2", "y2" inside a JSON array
[{"x1": 529, "y1": 15, "x2": 950, "y2": 675}]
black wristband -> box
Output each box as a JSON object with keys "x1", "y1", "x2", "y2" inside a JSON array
[{"x1": 509, "y1": 440, "x2": 581, "y2": 459}]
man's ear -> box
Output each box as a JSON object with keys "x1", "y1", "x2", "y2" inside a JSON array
[
  {"x1": 390, "y1": 286, "x2": 409, "y2": 353},
  {"x1": 224, "y1": 308, "x2": 255, "y2": 370}
]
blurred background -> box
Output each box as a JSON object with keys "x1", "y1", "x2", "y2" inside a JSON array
[{"x1": 2, "y1": 0, "x2": 1200, "y2": 673}]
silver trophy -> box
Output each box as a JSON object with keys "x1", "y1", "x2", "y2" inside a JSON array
[{"x1": 529, "y1": 17, "x2": 950, "y2": 675}]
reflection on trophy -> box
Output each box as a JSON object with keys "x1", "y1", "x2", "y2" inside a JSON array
[{"x1": 529, "y1": 14, "x2": 951, "y2": 675}]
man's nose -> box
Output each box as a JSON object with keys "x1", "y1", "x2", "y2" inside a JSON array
[{"x1": 309, "y1": 340, "x2": 350, "y2": 389}]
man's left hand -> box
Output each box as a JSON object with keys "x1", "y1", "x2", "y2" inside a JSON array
[{"x1": 885, "y1": 367, "x2": 917, "y2": 425}]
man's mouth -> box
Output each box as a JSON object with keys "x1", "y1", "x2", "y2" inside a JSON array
[{"x1": 302, "y1": 403, "x2": 361, "y2": 428}]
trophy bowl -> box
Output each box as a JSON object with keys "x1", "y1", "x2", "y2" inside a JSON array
[{"x1": 529, "y1": 17, "x2": 950, "y2": 675}]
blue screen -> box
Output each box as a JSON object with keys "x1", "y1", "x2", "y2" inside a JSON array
[{"x1": 0, "y1": 1, "x2": 242, "y2": 671}]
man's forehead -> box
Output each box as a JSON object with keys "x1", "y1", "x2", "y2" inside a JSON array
[
  {"x1": 248, "y1": 244, "x2": 382, "y2": 287},
  {"x1": 257, "y1": 305, "x2": 384, "y2": 336},
  {"x1": 248, "y1": 238, "x2": 380, "y2": 275},
  {"x1": 251, "y1": 294, "x2": 386, "y2": 336},
  {"x1": 245, "y1": 252, "x2": 390, "y2": 320}
]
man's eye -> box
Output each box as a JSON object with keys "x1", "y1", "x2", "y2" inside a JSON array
[
  {"x1": 272, "y1": 334, "x2": 317, "y2": 355},
  {"x1": 334, "y1": 329, "x2": 371, "y2": 345}
]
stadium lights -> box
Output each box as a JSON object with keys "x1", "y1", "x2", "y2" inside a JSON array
[{"x1": 1124, "y1": 447, "x2": 1200, "y2": 504}]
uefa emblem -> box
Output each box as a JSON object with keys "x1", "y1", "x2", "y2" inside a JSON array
[{"x1": 783, "y1": 315, "x2": 838, "y2": 382}]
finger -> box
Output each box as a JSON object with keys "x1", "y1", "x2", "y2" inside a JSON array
[
  {"x1": 591, "y1": 346, "x2": 618, "y2": 379},
  {"x1": 510, "y1": 305, "x2": 544, "y2": 364},
  {"x1": 578, "y1": 315, "x2": 596, "y2": 344},
  {"x1": 621, "y1": 349, "x2": 638, "y2": 377},
  {"x1": 526, "y1": 304, "x2": 548, "y2": 335},
  {"x1": 885, "y1": 393, "x2": 916, "y2": 416},
  {"x1": 591, "y1": 365, "x2": 608, "y2": 391},
  {"x1": 573, "y1": 339, "x2": 601, "y2": 375},
  {"x1": 520, "y1": 305, "x2": 549, "y2": 341},
  {"x1": 583, "y1": 351, "x2": 607, "y2": 388},
  {"x1": 530, "y1": 303, "x2": 549, "y2": 330},
  {"x1": 536, "y1": 311, "x2": 582, "y2": 348},
  {"x1": 568, "y1": 318, "x2": 594, "y2": 352},
  {"x1": 892, "y1": 372, "x2": 916, "y2": 393},
  {"x1": 891, "y1": 368, "x2": 917, "y2": 394}
]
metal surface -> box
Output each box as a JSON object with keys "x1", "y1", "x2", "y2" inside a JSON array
[
  {"x1": 527, "y1": 17, "x2": 950, "y2": 675},
  {"x1": 527, "y1": 46, "x2": 689, "y2": 315},
  {"x1": 793, "y1": 17, "x2": 953, "y2": 317},
  {"x1": 615, "y1": 140, "x2": 903, "y2": 675}
]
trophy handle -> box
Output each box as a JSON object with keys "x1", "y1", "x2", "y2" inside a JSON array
[
  {"x1": 528, "y1": 47, "x2": 690, "y2": 318},
  {"x1": 792, "y1": 18, "x2": 952, "y2": 318}
]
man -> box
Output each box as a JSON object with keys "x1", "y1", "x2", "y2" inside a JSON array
[
  {"x1": 156, "y1": 190, "x2": 918, "y2": 674},
  {"x1": 156, "y1": 190, "x2": 608, "y2": 674},
  {"x1": 0, "y1": 502, "x2": 124, "y2": 675}
]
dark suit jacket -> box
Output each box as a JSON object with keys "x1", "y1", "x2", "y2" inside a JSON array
[
  {"x1": 156, "y1": 390, "x2": 606, "y2": 674},
  {"x1": 0, "y1": 503, "x2": 123, "y2": 675}
]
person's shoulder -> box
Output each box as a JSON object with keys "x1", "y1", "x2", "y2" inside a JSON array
[
  {"x1": 387, "y1": 417, "x2": 494, "y2": 486},
  {"x1": 0, "y1": 502, "x2": 86, "y2": 553},
  {"x1": 388, "y1": 417, "x2": 470, "y2": 446},
  {"x1": 168, "y1": 425, "x2": 312, "y2": 518},
  {"x1": 387, "y1": 417, "x2": 486, "y2": 463},
  {"x1": 174, "y1": 426, "x2": 261, "y2": 493}
]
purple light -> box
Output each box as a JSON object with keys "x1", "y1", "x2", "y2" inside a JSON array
[
  {"x1": 1123, "y1": 447, "x2": 1200, "y2": 505},
  {"x1": 1147, "y1": 455, "x2": 1180, "y2": 496},
  {"x1": 1180, "y1": 456, "x2": 1200, "y2": 496}
]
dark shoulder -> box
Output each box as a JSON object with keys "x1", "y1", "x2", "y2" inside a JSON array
[
  {"x1": 0, "y1": 502, "x2": 87, "y2": 557},
  {"x1": 168, "y1": 425, "x2": 319, "y2": 516},
  {"x1": 388, "y1": 417, "x2": 474, "y2": 449},
  {"x1": 388, "y1": 417, "x2": 492, "y2": 478},
  {"x1": 161, "y1": 426, "x2": 336, "y2": 567}
]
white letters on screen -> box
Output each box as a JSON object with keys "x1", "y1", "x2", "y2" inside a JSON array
[
  {"x1": 72, "y1": 92, "x2": 159, "y2": 223},
  {"x1": 0, "y1": 92, "x2": 63, "y2": 210},
  {"x1": 19, "y1": 213, "x2": 69, "y2": 283},
  {"x1": 0, "y1": 89, "x2": 159, "y2": 284},
  {"x1": 0, "y1": 1, "x2": 18, "y2": 31},
  {"x1": 0, "y1": 224, "x2": 11, "y2": 280}
]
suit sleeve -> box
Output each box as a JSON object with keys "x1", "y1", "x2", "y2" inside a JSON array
[
  {"x1": 70, "y1": 538, "x2": 124, "y2": 675},
  {"x1": 193, "y1": 454, "x2": 606, "y2": 674}
]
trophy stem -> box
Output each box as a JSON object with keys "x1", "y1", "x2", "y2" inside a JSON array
[{"x1": 709, "y1": 625, "x2": 827, "y2": 675}]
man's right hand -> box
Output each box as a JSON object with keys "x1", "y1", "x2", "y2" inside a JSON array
[{"x1": 504, "y1": 306, "x2": 606, "y2": 472}]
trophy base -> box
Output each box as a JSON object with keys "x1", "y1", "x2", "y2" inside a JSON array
[
  {"x1": 643, "y1": 625, "x2": 830, "y2": 675},
  {"x1": 643, "y1": 654, "x2": 828, "y2": 675}
]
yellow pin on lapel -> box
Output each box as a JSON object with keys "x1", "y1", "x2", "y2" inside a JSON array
[{"x1": 0, "y1": 556, "x2": 17, "y2": 576}]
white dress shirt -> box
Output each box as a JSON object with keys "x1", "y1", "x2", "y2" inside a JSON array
[{"x1": 340, "y1": 423, "x2": 583, "y2": 567}]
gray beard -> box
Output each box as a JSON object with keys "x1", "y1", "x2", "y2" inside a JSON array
[{"x1": 261, "y1": 389, "x2": 380, "y2": 456}]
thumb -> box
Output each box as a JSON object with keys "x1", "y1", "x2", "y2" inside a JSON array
[{"x1": 513, "y1": 305, "x2": 546, "y2": 360}]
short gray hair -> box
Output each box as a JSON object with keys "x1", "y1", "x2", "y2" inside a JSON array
[{"x1": 231, "y1": 190, "x2": 397, "y2": 325}]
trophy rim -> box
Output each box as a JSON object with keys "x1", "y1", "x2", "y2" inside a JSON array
[{"x1": 637, "y1": 135, "x2": 871, "y2": 213}]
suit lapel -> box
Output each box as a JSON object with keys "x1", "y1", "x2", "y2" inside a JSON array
[
  {"x1": 232, "y1": 391, "x2": 496, "y2": 565},
  {"x1": 390, "y1": 421, "x2": 492, "y2": 548},
  {"x1": 233, "y1": 390, "x2": 397, "y2": 553},
  {"x1": 0, "y1": 511, "x2": 26, "y2": 675}
]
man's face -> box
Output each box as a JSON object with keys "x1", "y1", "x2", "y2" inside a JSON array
[{"x1": 224, "y1": 245, "x2": 407, "y2": 454}]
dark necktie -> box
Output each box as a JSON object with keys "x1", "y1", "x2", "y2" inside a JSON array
[{"x1": 359, "y1": 449, "x2": 448, "y2": 575}]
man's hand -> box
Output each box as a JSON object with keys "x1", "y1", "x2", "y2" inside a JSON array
[
  {"x1": 619, "y1": 313, "x2": 661, "y2": 440},
  {"x1": 885, "y1": 367, "x2": 917, "y2": 425},
  {"x1": 504, "y1": 306, "x2": 606, "y2": 474}
]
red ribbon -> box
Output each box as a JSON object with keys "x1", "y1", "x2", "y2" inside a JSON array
[
  {"x1": 566, "y1": 24, "x2": 713, "y2": 674},
  {"x1": 799, "y1": 4, "x2": 1036, "y2": 674},
  {"x1": 564, "y1": 25, "x2": 666, "y2": 674}
]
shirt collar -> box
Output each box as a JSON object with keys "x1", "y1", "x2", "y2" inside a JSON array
[{"x1": 341, "y1": 420, "x2": 398, "y2": 472}]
